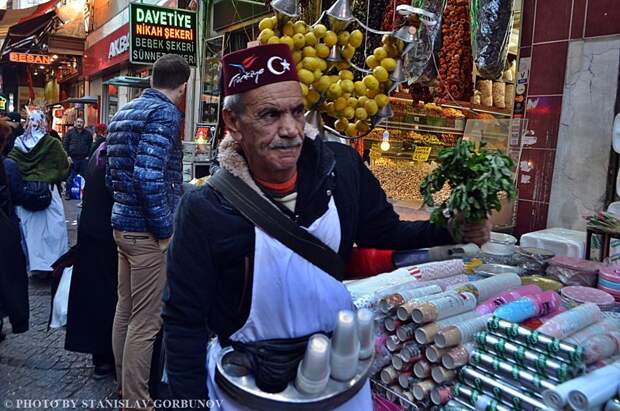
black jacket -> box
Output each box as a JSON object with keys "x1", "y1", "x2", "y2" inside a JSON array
[
  {"x1": 89, "y1": 135, "x2": 105, "y2": 158},
  {"x1": 2, "y1": 125, "x2": 23, "y2": 157},
  {"x1": 0, "y1": 156, "x2": 29, "y2": 333},
  {"x1": 63, "y1": 127, "x2": 92, "y2": 160},
  {"x1": 162, "y1": 134, "x2": 453, "y2": 400}
]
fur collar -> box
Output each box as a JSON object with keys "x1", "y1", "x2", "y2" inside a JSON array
[{"x1": 216, "y1": 123, "x2": 320, "y2": 195}]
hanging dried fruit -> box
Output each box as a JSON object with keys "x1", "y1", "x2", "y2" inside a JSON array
[{"x1": 437, "y1": 0, "x2": 473, "y2": 101}]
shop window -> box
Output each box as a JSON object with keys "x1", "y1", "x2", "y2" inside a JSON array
[{"x1": 201, "y1": 36, "x2": 223, "y2": 124}]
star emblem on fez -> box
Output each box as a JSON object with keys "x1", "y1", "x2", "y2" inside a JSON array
[{"x1": 281, "y1": 60, "x2": 291, "y2": 71}]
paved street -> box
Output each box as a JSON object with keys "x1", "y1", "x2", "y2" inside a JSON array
[{"x1": 0, "y1": 199, "x2": 117, "y2": 410}]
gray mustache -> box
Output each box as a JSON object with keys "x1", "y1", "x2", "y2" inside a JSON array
[{"x1": 269, "y1": 140, "x2": 302, "y2": 149}]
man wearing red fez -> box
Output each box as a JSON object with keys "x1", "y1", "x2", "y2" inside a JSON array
[{"x1": 163, "y1": 44, "x2": 490, "y2": 408}]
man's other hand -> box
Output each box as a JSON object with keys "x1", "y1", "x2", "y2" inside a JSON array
[{"x1": 461, "y1": 220, "x2": 492, "y2": 246}]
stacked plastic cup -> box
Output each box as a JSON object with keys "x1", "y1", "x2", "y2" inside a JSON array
[
  {"x1": 295, "y1": 334, "x2": 332, "y2": 395},
  {"x1": 330, "y1": 310, "x2": 360, "y2": 381},
  {"x1": 357, "y1": 308, "x2": 375, "y2": 360}
]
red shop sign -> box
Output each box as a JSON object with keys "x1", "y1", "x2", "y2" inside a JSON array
[{"x1": 83, "y1": 24, "x2": 129, "y2": 78}]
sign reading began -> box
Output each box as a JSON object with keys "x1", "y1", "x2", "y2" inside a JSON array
[
  {"x1": 9, "y1": 52, "x2": 51, "y2": 65},
  {"x1": 129, "y1": 3, "x2": 197, "y2": 66}
]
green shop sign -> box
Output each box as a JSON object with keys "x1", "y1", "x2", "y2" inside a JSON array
[{"x1": 129, "y1": 3, "x2": 197, "y2": 66}]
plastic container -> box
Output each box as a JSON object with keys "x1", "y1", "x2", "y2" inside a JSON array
[
  {"x1": 480, "y1": 242, "x2": 514, "y2": 265},
  {"x1": 546, "y1": 256, "x2": 601, "y2": 287},
  {"x1": 520, "y1": 228, "x2": 587, "y2": 258},
  {"x1": 490, "y1": 232, "x2": 518, "y2": 246}
]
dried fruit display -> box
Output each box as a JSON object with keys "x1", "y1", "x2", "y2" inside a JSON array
[
  {"x1": 382, "y1": 0, "x2": 410, "y2": 31},
  {"x1": 471, "y1": 0, "x2": 514, "y2": 80},
  {"x1": 353, "y1": 0, "x2": 390, "y2": 71},
  {"x1": 404, "y1": 0, "x2": 445, "y2": 86},
  {"x1": 351, "y1": 0, "x2": 371, "y2": 71},
  {"x1": 371, "y1": 157, "x2": 451, "y2": 203},
  {"x1": 437, "y1": 0, "x2": 474, "y2": 101},
  {"x1": 409, "y1": 83, "x2": 434, "y2": 102}
]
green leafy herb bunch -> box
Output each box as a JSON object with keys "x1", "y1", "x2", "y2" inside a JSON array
[{"x1": 420, "y1": 139, "x2": 517, "y2": 228}]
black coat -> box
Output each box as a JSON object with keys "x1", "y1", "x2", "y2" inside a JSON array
[
  {"x1": 63, "y1": 127, "x2": 92, "y2": 160},
  {"x1": 64, "y1": 144, "x2": 117, "y2": 355},
  {"x1": 89, "y1": 135, "x2": 105, "y2": 158},
  {"x1": 162, "y1": 135, "x2": 453, "y2": 400},
  {"x1": 0, "y1": 156, "x2": 28, "y2": 333},
  {"x1": 2, "y1": 125, "x2": 23, "y2": 157}
]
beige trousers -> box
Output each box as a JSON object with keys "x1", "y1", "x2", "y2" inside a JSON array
[{"x1": 112, "y1": 230, "x2": 170, "y2": 411}]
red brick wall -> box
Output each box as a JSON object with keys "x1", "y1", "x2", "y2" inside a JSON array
[{"x1": 514, "y1": 0, "x2": 620, "y2": 236}]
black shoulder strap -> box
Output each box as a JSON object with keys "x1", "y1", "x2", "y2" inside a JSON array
[{"x1": 207, "y1": 168, "x2": 345, "y2": 279}]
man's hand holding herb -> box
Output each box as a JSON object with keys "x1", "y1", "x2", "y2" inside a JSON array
[{"x1": 461, "y1": 219, "x2": 492, "y2": 246}]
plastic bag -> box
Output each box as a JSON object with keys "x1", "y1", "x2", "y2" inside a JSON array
[
  {"x1": 546, "y1": 256, "x2": 601, "y2": 287},
  {"x1": 470, "y1": 0, "x2": 514, "y2": 80},
  {"x1": 69, "y1": 175, "x2": 82, "y2": 200},
  {"x1": 50, "y1": 267, "x2": 72, "y2": 328},
  {"x1": 404, "y1": 0, "x2": 446, "y2": 85}
]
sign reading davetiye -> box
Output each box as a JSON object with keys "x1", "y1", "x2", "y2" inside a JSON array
[{"x1": 129, "y1": 3, "x2": 197, "y2": 66}]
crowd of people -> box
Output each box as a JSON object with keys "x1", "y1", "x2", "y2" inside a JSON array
[{"x1": 0, "y1": 47, "x2": 490, "y2": 411}]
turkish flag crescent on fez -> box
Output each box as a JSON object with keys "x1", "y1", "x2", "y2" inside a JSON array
[{"x1": 221, "y1": 44, "x2": 300, "y2": 96}]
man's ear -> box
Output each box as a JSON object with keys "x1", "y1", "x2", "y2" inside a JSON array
[{"x1": 222, "y1": 109, "x2": 243, "y2": 142}]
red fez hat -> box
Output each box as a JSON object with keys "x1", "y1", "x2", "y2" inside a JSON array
[{"x1": 222, "y1": 44, "x2": 299, "y2": 96}]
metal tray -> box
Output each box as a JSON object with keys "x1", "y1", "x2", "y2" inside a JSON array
[{"x1": 215, "y1": 347, "x2": 374, "y2": 410}]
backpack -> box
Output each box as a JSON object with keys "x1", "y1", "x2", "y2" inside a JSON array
[{"x1": 21, "y1": 181, "x2": 52, "y2": 211}]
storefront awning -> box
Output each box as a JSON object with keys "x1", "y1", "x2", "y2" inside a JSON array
[
  {"x1": 0, "y1": 0, "x2": 61, "y2": 56},
  {"x1": 103, "y1": 76, "x2": 150, "y2": 89},
  {"x1": 0, "y1": 0, "x2": 59, "y2": 38},
  {"x1": 46, "y1": 95, "x2": 98, "y2": 107},
  {"x1": 62, "y1": 96, "x2": 98, "y2": 105}
]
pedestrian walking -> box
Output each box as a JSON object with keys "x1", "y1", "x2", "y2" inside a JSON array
[
  {"x1": 0, "y1": 119, "x2": 29, "y2": 341},
  {"x1": 63, "y1": 117, "x2": 92, "y2": 199},
  {"x1": 8, "y1": 110, "x2": 70, "y2": 275},
  {"x1": 64, "y1": 141, "x2": 117, "y2": 380},
  {"x1": 106, "y1": 54, "x2": 189, "y2": 409},
  {"x1": 89, "y1": 123, "x2": 107, "y2": 157},
  {"x1": 2, "y1": 112, "x2": 24, "y2": 156},
  {"x1": 162, "y1": 44, "x2": 490, "y2": 408}
]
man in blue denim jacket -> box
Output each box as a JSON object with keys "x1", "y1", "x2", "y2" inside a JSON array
[{"x1": 105, "y1": 54, "x2": 190, "y2": 409}]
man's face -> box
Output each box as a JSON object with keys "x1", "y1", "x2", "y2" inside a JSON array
[
  {"x1": 75, "y1": 118, "x2": 84, "y2": 130},
  {"x1": 223, "y1": 81, "x2": 305, "y2": 182}
]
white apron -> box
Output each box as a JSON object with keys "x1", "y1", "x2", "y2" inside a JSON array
[
  {"x1": 16, "y1": 185, "x2": 69, "y2": 272},
  {"x1": 206, "y1": 197, "x2": 372, "y2": 410}
]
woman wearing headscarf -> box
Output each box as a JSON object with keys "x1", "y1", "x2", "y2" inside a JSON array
[
  {"x1": 89, "y1": 123, "x2": 107, "y2": 157},
  {"x1": 65, "y1": 140, "x2": 117, "y2": 379},
  {"x1": 9, "y1": 110, "x2": 70, "y2": 274}
]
